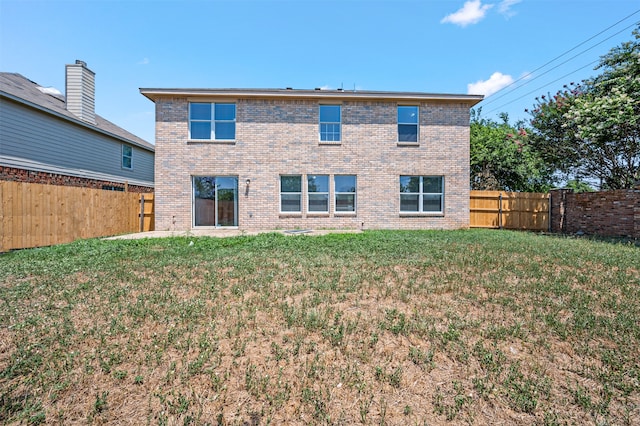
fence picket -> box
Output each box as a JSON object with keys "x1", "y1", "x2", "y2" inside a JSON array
[
  {"x1": 470, "y1": 190, "x2": 549, "y2": 231},
  {"x1": 0, "y1": 181, "x2": 154, "y2": 251}
]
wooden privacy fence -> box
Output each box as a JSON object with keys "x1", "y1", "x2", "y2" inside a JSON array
[
  {"x1": 1, "y1": 181, "x2": 154, "y2": 251},
  {"x1": 470, "y1": 190, "x2": 550, "y2": 230}
]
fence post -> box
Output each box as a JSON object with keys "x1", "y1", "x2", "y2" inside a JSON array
[
  {"x1": 139, "y1": 194, "x2": 145, "y2": 232},
  {"x1": 498, "y1": 193, "x2": 503, "y2": 229},
  {"x1": 548, "y1": 192, "x2": 552, "y2": 232}
]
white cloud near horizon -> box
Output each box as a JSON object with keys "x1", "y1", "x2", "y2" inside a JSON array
[
  {"x1": 37, "y1": 86, "x2": 63, "y2": 96},
  {"x1": 138, "y1": 58, "x2": 150, "y2": 65},
  {"x1": 498, "y1": 0, "x2": 521, "y2": 17},
  {"x1": 467, "y1": 72, "x2": 514, "y2": 96},
  {"x1": 519, "y1": 71, "x2": 532, "y2": 80},
  {"x1": 441, "y1": 0, "x2": 493, "y2": 27}
]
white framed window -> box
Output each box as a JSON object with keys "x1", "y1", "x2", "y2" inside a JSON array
[
  {"x1": 189, "y1": 102, "x2": 236, "y2": 140},
  {"x1": 334, "y1": 175, "x2": 356, "y2": 213},
  {"x1": 307, "y1": 175, "x2": 329, "y2": 213},
  {"x1": 398, "y1": 106, "x2": 418, "y2": 142},
  {"x1": 280, "y1": 175, "x2": 302, "y2": 213},
  {"x1": 122, "y1": 145, "x2": 132, "y2": 169},
  {"x1": 319, "y1": 105, "x2": 341, "y2": 142},
  {"x1": 400, "y1": 176, "x2": 443, "y2": 213}
]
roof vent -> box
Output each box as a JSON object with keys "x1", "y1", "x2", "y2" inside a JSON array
[{"x1": 314, "y1": 87, "x2": 321, "y2": 91}]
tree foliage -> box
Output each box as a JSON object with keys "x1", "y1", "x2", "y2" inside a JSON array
[
  {"x1": 528, "y1": 25, "x2": 640, "y2": 189},
  {"x1": 470, "y1": 110, "x2": 551, "y2": 192}
]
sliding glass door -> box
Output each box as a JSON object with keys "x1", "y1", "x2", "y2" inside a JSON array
[{"x1": 193, "y1": 176, "x2": 238, "y2": 227}]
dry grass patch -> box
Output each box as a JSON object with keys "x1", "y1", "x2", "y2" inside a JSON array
[{"x1": 0, "y1": 230, "x2": 638, "y2": 425}]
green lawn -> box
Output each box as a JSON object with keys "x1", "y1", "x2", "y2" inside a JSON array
[{"x1": 0, "y1": 230, "x2": 638, "y2": 425}]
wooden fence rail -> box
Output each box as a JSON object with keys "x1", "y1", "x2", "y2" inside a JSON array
[
  {"x1": 470, "y1": 190, "x2": 549, "y2": 231},
  {"x1": 1, "y1": 181, "x2": 153, "y2": 251}
]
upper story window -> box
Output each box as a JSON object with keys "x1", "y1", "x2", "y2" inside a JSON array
[
  {"x1": 122, "y1": 145, "x2": 132, "y2": 169},
  {"x1": 398, "y1": 106, "x2": 418, "y2": 143},
  {"x1": 319, "y1": 105, "x2": 341, "y2": 142},
  {"x1": 189, "y1": 103, "x2": 236, "y2": 140},
  {"x1": 280, "y1": 175, "x2": 302, "y2": 213},
  {"x1": 335, "y1": 175, "x2": 356, "y2": 213},
  {"x1": 400, "y1": 176, "x2": 443, "y2": 213},
  {"x1": 307, "y1": 175, "x2": 329, "y2": 213}
]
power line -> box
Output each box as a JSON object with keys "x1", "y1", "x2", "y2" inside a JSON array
[
  {"x1": 480, "y1": 9, "x2": 640, "y2": 107},
  {"x1": 482, "y1": 60, "x2": 599, "y2": 116},
  {"x1": 481, "y1": 20, "x2": 639, "y2": 114}
]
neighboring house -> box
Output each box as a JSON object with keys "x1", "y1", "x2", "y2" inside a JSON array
[
  {"x1": 140, "y1": 87, "x2": 482, "y2": 231},
  {"x1": 0, "y1": 60, "x2": 154, "y2": 192}
]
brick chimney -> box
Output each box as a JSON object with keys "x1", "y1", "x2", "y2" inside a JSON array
[{"x1": 65, "y1": 60, "x2": 96, "y2": 124}]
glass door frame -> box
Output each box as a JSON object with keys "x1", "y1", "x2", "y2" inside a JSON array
[{"x1": 192, "y1": 176, "x2": 238, "y2": 227}]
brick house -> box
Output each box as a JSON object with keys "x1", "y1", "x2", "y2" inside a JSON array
[
  {"x1": 140, "y1": 88, "x2": 482, "y2": 231},
  {"x1": 1, "y1": 61, "x2": 154, "y2": 192}
]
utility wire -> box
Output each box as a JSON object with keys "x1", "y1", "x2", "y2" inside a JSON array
[
  {"x1": 481, "y1": 20, "x2": 639, "y2": 114},
  {"x1": 482, "y1": 60, "x2": 599, "y2": 116},
  {"x1": 480, "y1": 9, "x2": 640, "y2": 107}
]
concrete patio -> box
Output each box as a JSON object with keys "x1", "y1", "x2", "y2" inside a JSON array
[{"x1": 105, "y1": 229, "x2": 361, "y2": 240}]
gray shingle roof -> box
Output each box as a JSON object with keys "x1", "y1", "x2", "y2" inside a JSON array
[
  {"x1": 140, "y1": 87, "x2": 484, "y2": 105},
  {"x1": 1, "y1": 72, "x2": 154, "y2": 152}
]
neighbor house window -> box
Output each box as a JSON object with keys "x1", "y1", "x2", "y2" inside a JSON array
[
  {"x1": 398, "y1": 106, "x2": 418, "y2": 142},
  {"x1": 189, "y1": 103, "x2": 236, "y2": 140},
  {"x1": 280, "y1": 175, "x2": 302, "y2": 213},
  {"x1": 319, "y1": 105, "x2": 341, "y2": 142},
  {"x1": 122, "y1": 145, "x2": 132, "y2": 169},
  {"x1": 400, "y1": 176, "x2": 443, "y2": 213},
  {"x1": 335, "y1": 175, "x2": 356, "y2": 213},
  {"x1": 307, "y1": 175, "x2": 329, "y2": 213}
]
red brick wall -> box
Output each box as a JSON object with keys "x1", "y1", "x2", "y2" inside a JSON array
[
  {"x1": 550, "y1": 189, "x2": 640, "y2": 238},
  {"x1": 0, "y1": 166, "x2": 153, "y2": 193}
]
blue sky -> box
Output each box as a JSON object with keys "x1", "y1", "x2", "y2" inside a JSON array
[{"x1": 1, "y1": 0, "x2": 638, "y2": 143}]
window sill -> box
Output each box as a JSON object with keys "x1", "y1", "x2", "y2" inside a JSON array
[
  {"x1": 187, "y1": 139, "x2": 236, "y2": 145},
  {"x1": 397, "y1": 142, "x2": 420, "y2": 147},
  {"x1": 193, "y1": 226, "x2": 239, "y2": 230},
  {"x1": 319, "y1": 141, "x2": 342, "y2": 146},
  {"x1": 279, "y1": 213, "x2": 303, "y2": 218},
  {"x1": 399, "y1": 212, "x2": 444, "y2": 217}
]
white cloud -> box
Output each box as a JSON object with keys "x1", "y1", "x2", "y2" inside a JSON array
[
  {"x1": 519, "y1": 71, "x2": 532, "y2": 80},
  {"x1": 441, "y1": 0, "x2": 494, "y2": 27},
  {"x1": 498, "y1": 0, "x2": 521, "y2": 17},
  {"x1": 37, "y1": 86, "x2": 63, "y2": 96},
  {"x1": 467, "y1": 72, "x2": 514, "y2": 96},
  {"x1": 138, "y1": 58, "x2": 150, "y2": 65}
]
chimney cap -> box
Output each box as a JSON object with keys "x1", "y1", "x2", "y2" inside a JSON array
[{"x1": 75, "y1": 60, "x2": 87, "y2": 67}]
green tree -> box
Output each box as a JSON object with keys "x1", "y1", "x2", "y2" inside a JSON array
[
  {"x1": 528, "y1": 25, "x2": 640, "y2": 189},
  {"x1": 527, "y1": 83, "x2": 583, "y2": 181},
  {"x1": 470, "y1": 109, "x2": 551, "y2": 192}
]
